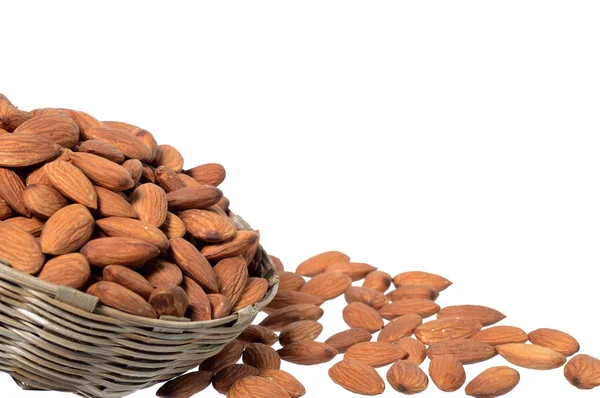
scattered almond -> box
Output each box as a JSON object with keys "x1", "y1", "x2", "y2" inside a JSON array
[
  {"x1": 324, "y1": 328, "x2": 373, "y2": 354},
  {"x1": 564, "y1": 354, "x2": 600, "y2": 390},
  {"x1": 393, "y1": 271, "x2": 452, "y2": 291},
  {"x1": 377, "y1": 314, "x2": 423, "y2": 344},
  {"x1": 428, "y1": 354, "x2": 466, "y2": 392},
  {"x1": 378, "y1": 299, "x2": 440, "y2": 320},
  {"x1": 296, "y1": 250, "x2": 350, "y2": 277},
  {"x1": 328, "y1": 359, "x2": 385, "y2": 395},
  {"x1": 415, "y1": 318, "x2": 483, "y2": 345},
  {"x1": 528, "y1": 328, "x2": 580, "y2": 357},
  {"x1": 470, "y1": 326, "x2": 529, "y2": 346},
  {"x1": 345, "y1": 342, "x2": 407, "y2": 368},
  {"x1": 465, "y1": 366, "x2": 520, "y2": 398},
  {"x1": 386, "y1": 359, "x2": 429, "y2": 394},
  {"x1": 278, "y1": 341, "x2": 338, "y2": 365},
  {"x1": 344, "y1": 286, "x2": 389, "y2": 309},
  {"x1": 300, "y1": 272, "x2": 352, "y2": 300},
  {"x1": 279, "y1": 320, "x2": 323, "y2": 346},
  {"x1": 243, "y1": 343, "x2": 281, "y2": 371},
  {"x1": 496, "y1": 343, "x2": 566, "y2": 370},
  {"x1": 437, "y1": 304, "x2": 506, "y2": 326},
  {"x1": 342, "y1": 302, "x2": 384, "y2": 333}
]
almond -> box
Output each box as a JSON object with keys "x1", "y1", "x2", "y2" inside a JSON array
[
  {"x1": 153, "y1": 144, "x2": 184, "y2": 172},
  {"x1": 428, "y1": 354, "x2": 466, "y2": 392},
  {"x1": 237, "y1": 325, "x2": 279, "y2": 347},
  {"x1": 180, "y1": 208, "x2": 237, "y2": 242},
  {"x1": 233, "y1": 277, "x2": 269, "y2": 312},
  {"x1": 82, "y1": 127, "x2": 152, "y2": 162},
  {"x1": 178, "y1": 172, "x2": 200, "y2": 187},
  {"x1": 0, "y1": 167, "x2": 29, "y2": 216},
  {"x1": 345, "y1": 342, "x2": 407, "y2": 367},
  {"x1": 198, "y1": 339, "x2": 245, "y2": 373},
  {"x1": 94, "y1": 186, "x2": 138, "y2": 218},
  {"x1": 130, "y1": 183, "x2": 168, "y2": 227},
  {"x1": 141, "y1": 164, "x2": 156, "y2": 183},
  {"x1": 342, "y1": 302, "x2": 384, "y2": 333},
  {"x1": 186, "y1": 163, "x2": 226, "y2": 186},
  {"x1": 396, "y1": 337, "x2": 427, "y2": 365},
  {"x1": 465, "y1": 366, "x2": 520, "y2": 397},
  {"x1": 300, "y1": 272, "x2": 352, "y2": 300},
  {"x1": 166, "y1": 185, "x2": 223, "y2": 211},
  {"x1": 279, "y1": 320, "x2": 323, "y2": 346},
  {"x1": 227, "y1": 376, "x2": 289, "y2": 398},
  {"x1": 325, "y1": 329, "x2": 373, "y2": 354},
  {"x1": 169, "y1": 237, "x2": 218, "y2": 293},
  {"x1": 415, "y1": 318, "x2": 483, "y2": 345},
  {"x1": 216, "y1": 195, "x2": 230, "y2": 212},
  {"x1": 87, "y1": 281, "x2": 157, "y2": 318},
  {"x1": 120, "y1": 159, "x2": 143, "y2": 186},
  {"x1": 387, "y1": 285, "x2": 440, "y2": 301},
  {"x1": 325, "y1": 261, "x2": 376, "y2": 281},
  {"x1": 23, "y1": 184, "x2": 69, "y2": 219},
  {"x1": 181, "y1": 276, "x2": 211, "y2": 321},
  {"x1": 80, "y1": 237, "x2": 160, "y2": 268},
  {"x1": 437, "y1": 305, "x2": 506, "y2": 326},
  {"x1": 278, "y1": 341, "x2": 338, "y2": 365},
  {"x1": 0, "y1": 198, "x2": 12, "y2": 220},
  {"x1": 243, "y1": 343, "x2": 281, "y2": 371},
  {"x1": 96, "y1": 217, "x2": 169, "y2": 252},
  {"x1": 38, "y1": 253, "x2": 90, "y2": 289},
  {"x1": 378, "y1": 299, "x2": 440, "y2": 320},
  {"x1": 201, "y1": 230, "x2": 260, "y2": 263},
  {"x1": 528, "y1": 328, "x2": 580, "y2": 357},
  {"x1": 278, "y1": 271, "x2": 306, "y2": 292},
  {"x1": 328, "y1": 358, "x2": 385, "y2": 395},
  {"x1": 156, "y1": 370, "x2": 213, "y2": 398},
  {"x1": 0, "y1": 133, "x2": 61, "y2": 167},
  {"x1": 496, "y1": 343, "x2": 566, "y2": 370},
  {"x1": 78, "y1": 140, "x2": 125, "y2": 163},
  {"x1": 31, "y1": 108, "x2": 69, "y2": 117},
  {"x1": 154, "y1": 165, "x2": 186, "y2": 193},
  {"x1": 264, "y1": 291, "x2": 324, "y2": 313},
  {"x1": 13, "y1": 115, "x2": 79, "y2": 148},
  {"x1": 296, "y1": 250, "x2": 350, "y2": 277},
  {"x1": 269, "y1": 255, "x2": 284, "y2": 272},
  {"x1": 60, "y1": 109, "x2": 105, "y2": 133},
  {"x1": 103, "y1": 264, "x2": 154, "y2": 300},
  {"x1": 377, "y1": 314, "x2": 424, "y2": 344},
  {"x1": 45, "y1": 160, "x2": 98, "y2": 209},
  {"x1": 212, "y1": 364, "x2": 260, "y2": 394},
  {"x1": 0, "y1": 95, "x2": 14, "y2": 107},
  {"x1": 386, "y1": 360, "x2": 429, "y2": 394},
  {"x1": 344, "y1": 286, "x2": 389, "y2": 309},
  {"x1": 149, "y1": 285, "x2": 188, "y2": 318},
  {"x1": 260, "y1": 370, "x2": 305, "y2": 398},
  {"x1": 130, "y1": 128, "x2": 158, "y2": 161},
  {"x1": 26, "y1": 166, "x2": 52, "y2": 186},
  {"x1": 208, "y1": 293, "x2": 232, "y2": 319},
  {"x1": 427, "y1": 339, "x2": 497, "y2": 365},
  {"x1": 40, "y1": 204, "x2": 95, "y2": 255},
  {"x1": 259, "y1": 304, "x2": 324, "y2": 331},
  {"x1": 564, "y1": 354, "x2": 600, "y2": 390},
  {"x1": 142, "y1": 258, "x2": 183, "y2": 288},
  {"x1": 470, "y1": 326, "x2": 529, "y2": 346},
  {"x1": 70, "y1": 152, "x2": 134, "y2": 191},
  {"x1": 5, "y1": 216, "x2": 44, "y2": 236},
  {"x1": 160, "y1": 211, "x2": 187, "y2": 239},
  {"x1": 0, "y1": 221, "x2": 45, "y2": 274},
  {"x1": 393, "y1": 271, "x2": 452, "y2": 291}
]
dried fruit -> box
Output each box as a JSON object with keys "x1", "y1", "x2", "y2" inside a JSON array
[
  {"x1": 414, "y1": 318, "x2": 482, "y2": 345},
  {"x1": 166, "y1": 185, "x2": 223, "y2": 211},
  {"x1": 37, "y1": 253, "x2": 90, "y2": 289},
  {"x1": 96, "y1": 217, "x2": 169, "y2": 252},
  {"x1": 396, "y1": 337, "x2": 427, "y2": 365},
  {"x1": 148, "y1": 285, "x2": 188, "y2": 318},
  {"x1": 300, "y1": 272, "x2": 352, "y2": 300},
  {"x1": 80, "y1": 237, "x2": 160, "y2": 268},
  {"x1": 260, "y1": 304, "x2": 324, "y2": 331},
  {"x1": 156, "y1": 370, "x2": 213, "y2": 398},
  {"x1": 187, "y1": 163, "x2": 226, "y2": 186},
  {"x1": 470, "y1": 326, "x2": 529, "y2": 346},
  {"x1": 200, "y1": 340, "x2": 244, "y2": 373},
  {"x1": 386, "y1": 360, "x2": 429, "y2": 394},
  {"x1": 23, "y1": 184, "x2": 69, "y2": 219},
  {"x1": 5, "y1": 216, "x2": 44, "y2": 236},
  {"x1": 169, "y1": 237, "x2": 218, "y2": 293},
  {"x1": 378, "y1": 299, "x2": 440, "y2": 320},
  {"x1": 528, "y1": 328, "x2": 580, "y2": 357},
  {"x1": 208, "y1": 293, "x2": 232, "y2": 319},
  {"x1": 344, "y1": 286, "x2": 389, "y2": 309},
  {"x1": 437, "y1": 305, "x2": 506, "y2": 326},
  {"x1": 393, "y1": 271, "x2": 452, "y2": 291},
  {"x1": 0, "y1": 220, "x2": 45, "y2": 274},
  {"x1": 465, "y1": 366, "x2": 520, "y2": 398},
  {"x1": 278, "y1": 271, "x2": 306, "y2": 292},
  {"x1": 260, "y1": 370, "x2": 306, "y2": 398},
  {"x1": 264, "y1": 290, "x2": 324, "y2": 313},
  {"x1": 427, "y1": 339, "x2": 497, "y2": 365},
  {"x1": 45, "y1": 160, "x2": 98, "y2": 209},
  {"x1": 70, "y1": 152, "x2": 134, "y2": 191},
  {"x1": 212, "y1": 364, "x2": 260, "y2": 394},
  {"x1": 227, "y1": 376, "x2": 289, "y2": 398},
  {"x1": 153, "y1": 144, "x2": 184, "y2": 172},
  {"x1": 325, "y1": 261, "x2": 376, "y2": 281},
  {"x1": 387, "y1": 285, "x2": 440, "y2": 301},
  {"x1": 428, "y1": 354, "x2": 466, "y2": 392},
  {"x1": 94, "y1": 186, "x2": 138, "y2": 218},
  {"x1": 130, "y1": 183, "x2": 168, "y2": 227},
  {"x1": 13, "y1": 114, "x2": 79, "y2": 148},
  {"x1": 82, "y1": 127, "x2": 152, "y2": 162},
  {"x1": 233, "y1": 277, "x2": 269, "y2": 312},
  {"x1": 296, "y1": 250, "x2": 350, "y2": 277},
  {"x1": 87, "y1": 281, "x2": 157, "y2": 318},
  {"x1": 237, "y1": 325, "x2": 279, "y2": 347},
  {"x1": 40, "y1": 204, "x2": 95, "y2": 255},
  {"x1": 328, "y1": 359, "x2": 385, "y2": 395},
  {"x1": 342, "y1": 302, "x2": 384, "y2": 333},
  {"x1": 180, "y1": 208, "x2": 237, "y2": 242},
  {"x1": 103, "y1": 264, "x2": 154, "y2": 300},
  {"x1": 0, "y1": 134, "x2": 60, "y2": 167},
  {"x1": 160, "y1": 211, "x2": 187, "y2": 239},
  {"x1": 279, "y1": 320, "x2": 323, "y2": 346},
  {"x1": 344, "y1": 342, "x2": 407, "y2": 368},
  {"x1": 564, "y1": 354, "x2": 600, "y2": 390},
  {"x1": 278, "y1": 341, "x2": 338, "y2": 365},
  {"x1": 200, "y1": 230, "x2": 259, "y2": 263},
  {"x1": 79, "y1": 140, "x2": 125, "y2": 163},
  {"x1": 0, "y1": 167, "x2": 29, "y2": 216},
  {"x1": 243, "y1": 343, "x2": 281, "y2": 371},
  {"x1": 377, "y1": 314, "x2": 423, "y2": 344},
  {"x1": 213, "y1": 255, "x2": 248, "y2": 306},
  {"x1": 496, "y1": 343, "x2": 566, "y2": 370},
  {"x1": 181, "y1": 276, "x2": 211, "y2": 322}
]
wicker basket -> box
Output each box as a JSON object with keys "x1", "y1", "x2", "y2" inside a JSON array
[{"x1": 0, "y1": 213, "x2": 278, "y2": 398}]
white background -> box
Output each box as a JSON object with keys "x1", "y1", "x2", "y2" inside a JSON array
[{"x1": 2, "y1": 1, "x2": 600, "y2": 397}]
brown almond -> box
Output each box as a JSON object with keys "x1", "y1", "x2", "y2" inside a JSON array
[
  {"x1": 227, "y1": 376, "x2": 289, "y2": 398},
  {"x1": 70, "y1": 152, "x2": 134, "y2": 191},
  {"x1": 397, "y1": 337, "x2": 427, "y2": 365},
  {"x1": 0, "y1": 167, "x2": 29, "y2": 216},
  {"x1": 386, "y1": 360, "x2": 429, "y2": 394},
  {"x1": 279, "y1": 320, "x2": 323, "y2": 346},
  {"x1": 427, "y1": 339, "x2": 497, "y2": 365},
  {"x1": 177, "y1": 172, "x2": 200, "y2": 187},
  {"x1": 264, "y1": 290, "x2": 324, "y2": 313},
  {"x1": 208, "y1": 293, "x2": 232, "y2": 319},
  {"x1": 201, "y1": 230, "x2": 260, "y2": 263},
  {"x1": 141, "y1": 258, "x2": 183, "y2": 288},
  {"x1": 233, "y1": 277, "x2": 269, "y2": 312},
  {"x1": 45, "y1": 160, "x2": 97, "y2": 208},
  {"x1": 13, "y1": 115, "x2": 79, "y2": 148},
  {"x1": 96, "y1": 217, "x2": 169, "y2": 252},
  {"x1": 328, "y1": 358, "x2": 385, "y2": 395},
  {"x1": 149, "y1": 285, "x2": 188, "y2": 318},
  {"x1": 0, "y1": 221, "x2": 44, "y2": 274},
  {"x1": 437, "y1": 305, "x2": 506, "y2": 326},
  {"x1": 428, "y1": 354, "x2": 466, "y2": 392},
  {"x1": 41, "y1": 204, "x2": 95, "y2": 255},
  {"x1": 141, "y1": 164, "x2": 156, "y2": 183},
  {"x1": 154, "y1": 165, "x2": 186, "y2": 192},
  {"x1": 166, "y1": 185, "x2": 223, "y2": 211},
  {"x1": 243, "y1": 343, "x2": 281, "y2": 371},
  {"x1": 78, "y1": 140, "x2": 124, "y2": 163},
  {"x1": 300, "y1": 272, "x2": 352, "y2": 300},
  {"x1": 393, "y1": 271, "x2": 452, "y2": 291},
  {"x1": 0, "y1": 95, "x2": 13, "y2": 107},
  {"x1": 465, "y1": 366, "x2": 520, "y2": 397},
  {"x1": 0, "y1": 134, "x2": 60, "y2": 167},
  {"x1": 378, "y1": 299, "x2": 440, "y2": 320},
  {"x1": 82, "y1": 127, "x2": 152, "y2": 162},
  {"x1": 94, "y1": 186, "x2": 138, "y2": 218},
  {"x1": 60, "y1": 109, "x2": 106, "y2": 132},
  {"x1": 564, "y1": 354, "x2": 600, "y2": 390},
  {"x1": 31, "y1": 108, "x2": 70, "y2": 117},
  {"x1": 470, "y1": 326, "x2": 529, "y2": 346},
  {"x1": 278, "y1": 341, "x2": 338, "y2": 365},
  {"x1": 377, "y1": 314, "x2": 424, "y2": 344},
  {"x1": 496, "y1": 343, "x2": 566, "y2": 370},
  {"x1": 26, "y1": 166, "x2": 52, "y2": 186},
  {"x1": 153, "y1": 144, "x2": 184, "y2": 172},
  {"x1": 415, "y1": 318, "x2": 483, "y2": 345},
  {"x1": 325, "y1": 261, "x2": 376, "y2": 281},
  {"x1": 0, "y1": 198, "x2": 12, "y2": 220},
  {"x1": 387, "y1": 285, "x2": 440, "y2": 301},
  {"x1": 169, "y1": 237, "x2": 218, "y2": 293},
  {"x1": 130, "y1": 183, "x2": 168, "y2": 227},
  {"x1": 528, "y1": 328, "x2": 580, "y2": 357},
  {"x1": 342, "y1": 302, "x2": 384, "y2": 333},
  {"x1": 212, "y1": 364, "x2": 260, "y2": 394},
  {"x1": 180, "y1": 208, "x2": 237, "y2": 242},
  {"x1": 38, "y1": 253, "x2": 90, "y2": 289},
  {"x1": 216, "y1": 195, "x2": 230, "y2": 212},
  {"x1": 238, "y1": 325, "x2": 279, "y2": 347},
  {"x1": 156, "y1": 370, "x2": 213, "y2": 398},
  {"x1": 181, "y1": 276, "x2": 211, "y2": 321},
  {"x1": 260, "y1": 370, "x2": 305, "y2": 398},
  {"x1": 199, "y1": 339, "x2": 245, "y2": 372},
  {"x1": 5, "y1": 216, "x2": 44, "y2": 236},
  {"x1": 344, "y1": 286, "x2": 389, "y2": 309},
  {"x1": 103, "y1": 123, "x2": 157, "y2": 158},
  {"x1": 187, "y1": 163, "x2": 226, "y2": 186},
  {"x1": 80, "y1": 237, "x2": 160, "y2": 267},
  {"x1": 362, "y1": 270, "x2": 392, "y2": 293},
  {"x1": 121, "y1": 159, "x2": 143, "y2": 185},
  {"x1": 324, "y1": 329, "x2": 373, "y2": 354},
  {"x1": 103, "y1": 264, "x2": 154, "y2": 300},
  {"x1": 345, "y1": 342, "x2": 407, "y2": 367},
  {"x1": 296, "y1": 250, "x2": 350, "y2": 277},
  {"x1": 160, "y1": 211, "x2": 187, "y2": 239},
  {"x1": 23, "y1": 184, "x2": 69, "y2": 219},
  {"x1": 278, "y1": 271, "x2": 305, "y2": 292},
  {"x1": 269, "y1": 255, "x2": 284, "y2": 272},
  {"x1": 260, "y1": 304, "x2": 324, "y2": 331},
  {"x1": 87, "y1": 281, "x2": 157, "y2": 318}
]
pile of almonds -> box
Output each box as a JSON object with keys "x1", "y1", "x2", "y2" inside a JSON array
[
  {"x1": 159, "y1": 252, "x2": 600, "y2": 397},
  {"x1": 0, "y1": 94, "x2": 267, "y2": 321}
]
